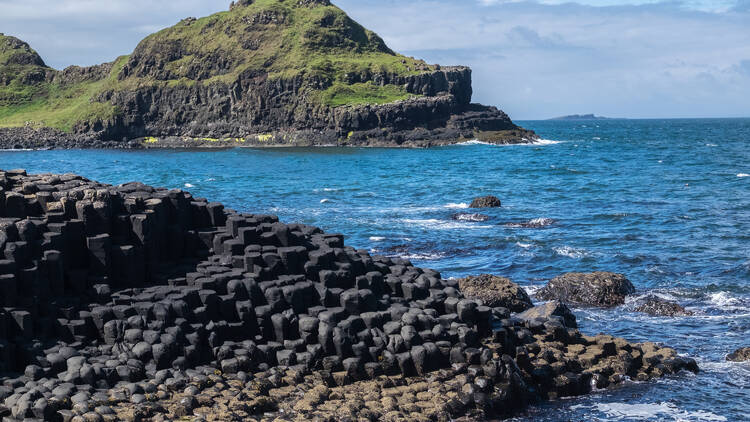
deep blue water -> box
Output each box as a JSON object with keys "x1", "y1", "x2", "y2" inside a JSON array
[{"x1": 1, "y1": 118, "x2": 748, "y2": 421}]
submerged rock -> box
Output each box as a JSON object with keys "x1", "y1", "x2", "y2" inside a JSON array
[
  {"x1": 518, "y1": 300, "x2": 578, "y2": 328},
  {"x1": 537, "y1": 272, "x2": 635, "y2": 307},
  {"x1": 726, "y1": 347, "x2": 750, "y2": 362},
  {"x1": 451, "y1": 213, "x2": 490, "y2": 222},
  {"x1": 470, "y1": 195, "x2": 501, "y2": 208},
  {"x1": 457, "y1": 274, "x2": 534, "y2": 312},
  {"x1": 504, "y1": 218, "x2": 557, "y2": 228},
  {"x1": 634, "y1": 296, "x2": 693, "y2": 317}
]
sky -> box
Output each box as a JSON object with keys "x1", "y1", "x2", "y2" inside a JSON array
[{"x1": 1, "y1": 0, "x2": 748, "y2": 119}]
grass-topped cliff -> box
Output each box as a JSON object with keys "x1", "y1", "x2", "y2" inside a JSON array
[{"x1": 0, "y1": 0, "x2": 535, "y2": 146}]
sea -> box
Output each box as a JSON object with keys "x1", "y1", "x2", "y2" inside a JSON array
[{"x1": 1, "y1": 118, "x2": 748, "y2": 421}]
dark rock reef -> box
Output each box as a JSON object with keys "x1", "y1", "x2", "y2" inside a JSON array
[
  {"x1": 537, "y1": 272, "x2": 636, "y2": 307},
  {"x1": 0, "y1": 169, "x2": 698, "y2": 421},
  {"x1": 633, "y1": 296, "x2": 693, "y2": 317},
  {"x1": 457, "y1": 275, "x2": 533, "y2": 313},
  {"x1": 726, "y1": 347, "x2": 750, "y2": 362},
  {"x1": 470, "y1": 196, "x2": 502, "y2": 209}
]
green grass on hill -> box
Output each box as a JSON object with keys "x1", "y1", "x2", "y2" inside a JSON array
[
  {"x1": 315, "y1": 81, "x2": 414, "y2": 107},
  {"x1": 0, "y1": 0, "x2": 437, "y2": 132}
]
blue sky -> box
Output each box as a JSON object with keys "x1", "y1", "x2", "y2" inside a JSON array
[{"x1": 1, "y1": 0, "x2": 748, "y2": 119}]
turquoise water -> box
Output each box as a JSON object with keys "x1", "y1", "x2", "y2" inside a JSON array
[{"x1": 2, "y1": 118, "x2": 748, "y2": 421}]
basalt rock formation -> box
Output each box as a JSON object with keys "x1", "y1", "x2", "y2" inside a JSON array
[
  {"x1": 0, "y1": 169, "x2": 698, "y2": 421},
  {"x1": 457, "y1": 275, "x2": 533, "y2": 313},
  {"x1": 537, "y1": 272, "x2": 636, "y2": 308},
  {"x1": 0, "y1": 0, "x2": 537, "y2": 149}
]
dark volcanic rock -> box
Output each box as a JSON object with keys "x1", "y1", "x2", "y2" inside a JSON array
[
  {"x1": 634, "y1": 296, "x2": 693, "y2": 317},
  {"x1": 0, "y1": 169, "x2": 699, "y2": 421},
  {"x1": 726, "y1": 347, "x2": 750, "y2": 362},
  {"x1": 451, "y1": 213, "x2": 489, "y2": 222},
  {"x1": 537, "y1": 272, "x2": 635, "y2": 307},
  {"x1": 457, "y1": 274, "x2": 533, "y2": 312},
  {"x1": 518, "y1": 301, "x2": 577, "y2": 328},
  {"x1": 470, "y1": 196, "x2": 501, "y2": 208}
]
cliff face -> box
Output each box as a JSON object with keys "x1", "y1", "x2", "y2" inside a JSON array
[{"x1": 0, "y1": 1, "x2": 536, "y2": 147}]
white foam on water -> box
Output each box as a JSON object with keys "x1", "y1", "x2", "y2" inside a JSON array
[
  {"x1": 532, "y1": 138, "x2": 561, "y2": 145},
  {"x1": 0, "y1": 148, "x2": 35, "y2": 151},
  {"x1": 369, "y1": 236, "x2": 386, "y2": 242},
  {"x1": 588, "y1": 402, "x2": 727, "y2": 421},
  {"x1": 516, "y1": 242, "x2": 533, "y2": 249},
  {"x1": 457, "y1": 140, "x2": 493, "y2": 145},
  {"x1": 553, "y1": 246, "x2": 591, "y2": 259},
  {"x1": 401, "y1": 218, "x2": 492, "y2": 230},
  {"x1": 320, "y1": 198, "x2": 330, "y2": 203},
  {"x1": 396, "y1": 252, "x2": 445, "y2": 261},
  {"x1": 444, "y1": 202, "x2": 469, "y2": 209},
  {"x1": 184, "y1": 183, "x2": 195, "y2": 188},
  {"x1": 707, "y1": 291, "x2": 742, "y2": 309},
  {"x1": 737, "y1": 173, "x2": 749, "y2": 178},
  {"x1": 593, "y1": 137, "x2": 601, "y2": 140}
]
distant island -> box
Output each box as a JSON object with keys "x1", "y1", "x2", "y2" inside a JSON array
[
  {"x1": 0, "y1": 0, "x2": 537, "y2": 149},
  {"x1": 550, "y1": 114, "x2": 620, "y2": 121}
]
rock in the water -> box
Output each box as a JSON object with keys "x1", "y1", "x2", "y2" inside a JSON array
[
  {"x1": 726, "y1": 347, "x2": 750, "y2": 362},
  {"x1": 457, "y1": 274, "x2": 533, "y2": 312},
  {"x1": 537, "y1": 272, "x2": 635, "y2": 307},
  {"x1": 470, "y1": 196, "x2": 501, "y2": 208},
  {"x1": 518, "y1": 301, "x2": 577, "y2": 328},
  {"x1": 634, "y1": 296, "x2": 693, "y2": 317},
  {"x1": 451, "y1": 213, "x2": 490, "y2": 222}
]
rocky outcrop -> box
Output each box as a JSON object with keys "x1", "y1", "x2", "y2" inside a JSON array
[
  {"x1": 633, "y1": 296, "x2": 693, "y2": 317},
  {"x1": 0, "y1": 169, "x2": 698, "y2": 421},
  {"x1": 726, "y1": 347, "x2": 750, "y2": 362},
  {"x1": 470, "y1": 196, "x2": 502, "y2": 208},
  {"x1": 518, "y1": 301, "x2": 578, "y2": 329},
  {"x1": 537, "y1": 272, "x2": 636, "y2": 307},
  {"x1": 0, "y1": 1, "x2": 538, "y2": 148},
  {"x1": 457, "y1": 274, "x2": 533, "y2": 312}
]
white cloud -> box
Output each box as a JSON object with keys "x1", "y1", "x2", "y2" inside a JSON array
[{"x1": 0, "y1": 0, "x2": 748, "y2": 119}]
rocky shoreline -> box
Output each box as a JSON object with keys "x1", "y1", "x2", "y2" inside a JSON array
[{"x1": 0, "y1": 169, "x2": 698, "y2": 421}]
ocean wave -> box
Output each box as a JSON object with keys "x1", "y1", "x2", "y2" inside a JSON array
[
  {"x1": 452, "y1": 213, "x2": 490, "y2": 222},
  {"x1": 553, "y1": 246, "x2": 592, "y2": 259},
  {"x1": 444, "y1": 202, "x2": 469, "y2": 209},
  {"x1": 184, "y1": 183, "x2": 195, "y2": 188},
  {"x1": 737, "y1": 173, "x2": 749, "y2": 178},
  {"x1": 457, "y1": 140, "x2": 493, "y2": 146},
  {"x1": 516, "y1": 242, "x2": 533, "y2": 249},
  {"x1": 314, "y1": 187, "x2": 340, "y2": 192},
  {"x1": 369, "y1": 236, "x2": 386, "y2": 242},
  {"x1": 320, "y1": 198, "x2": 330, "y2": 203},
  {"x1": 584, "y1": 402, "x2": 727, "y2": 421},
  {"x1": 395, "y1": 252, "x2": 446, "y2": 261},
  {"x1": 401, "y1": 218, "x2": 492, "y2": 230},
  {"x1": 505, "y1": 217, "x2": 557, "y2": 228},
  {"x1": 533, "y1": 139, "x2": 561, "y2": 145}
]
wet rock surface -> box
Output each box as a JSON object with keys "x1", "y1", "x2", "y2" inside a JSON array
[
  {"x1": 726, "y1": 347, "x2": 750, "y2": 362},
  {"x1": 0, "y1": 169, "x2": 698, "y2": 421},
  {"x1": 451, "y1": 213, "x2": 490, "y2": 222},
  {"x1": 469, "y1": 196, "x2": 501, "y2": 208},
  {"x1": 457, "y1": 274, "x2": 533, "y2": 313},
  {"x1": 633, "y1": 296, "x2": 693, "y2": 317},
  {"x1": 537, "y1": 272, "x2": 636, "y2": 307}
]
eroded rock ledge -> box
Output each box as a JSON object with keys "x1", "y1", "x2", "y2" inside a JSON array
[{"x1": 0, "y1": 169, "x2": 697, "y2": 421}]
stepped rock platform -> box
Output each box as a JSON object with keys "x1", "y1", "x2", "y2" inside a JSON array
[{"x1": 0, "y1": 169, "x2": 697, "y2": 421}]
